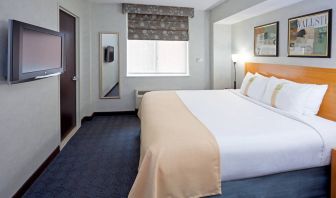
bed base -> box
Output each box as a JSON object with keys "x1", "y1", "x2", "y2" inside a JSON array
[{"x1": 209, "y1": 167, "x2": 330, "y2": 198}]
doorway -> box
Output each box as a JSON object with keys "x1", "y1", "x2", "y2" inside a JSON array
[{"x1": 59, "y1": 9, "x2": 77, "y2": 140}]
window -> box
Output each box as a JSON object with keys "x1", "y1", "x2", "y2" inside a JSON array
[{"x1": 127, "y1": 40, "x2": 189, "y2": 76}]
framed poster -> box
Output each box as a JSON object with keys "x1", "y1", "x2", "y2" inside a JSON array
[
  {"x1": 254, "y1": 22, "x2": 279, "y2": 57},
  {"x1": 288, "y1": 9, "x2": 332, "y2": 58}
]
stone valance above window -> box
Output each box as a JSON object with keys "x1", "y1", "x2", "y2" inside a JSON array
[{"x1": 122, "y1": 3, "x2": 194, "y2": 41}]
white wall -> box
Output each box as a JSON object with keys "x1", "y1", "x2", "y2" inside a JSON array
[
  {"x1": 101, "y1": 34, "x2": 119, "y2": 96},
  {"x1": 213, "y1": 24, "x2": 232, "y2": 89},
  {"x1": 0, "y1": 1, "x2": 60, "y2": 197},
  {"x1": 0, "y1": 0, "x2": 91, "y2": 196},
  {"x1": 209, "y1": 0, "x2": 267, "y2": 89},
  {"x1": 91, "y1": 4, "x2": 211, "y2": 111},
  {"x1": 210, "y1": 0, "x2": 267, "y2": 23},
  {"x1": 231, "y1": 0, "x2": 336, "y2": 87}
]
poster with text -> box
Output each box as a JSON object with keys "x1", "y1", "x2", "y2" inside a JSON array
[{"x1": 288, "y1": 10, "x2": 332, "y2": 57}]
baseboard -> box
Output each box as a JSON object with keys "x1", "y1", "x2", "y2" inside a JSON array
[
  {"x1": 81, "y1": 114, "x2": 94, "y2": 123},
  {"x1": 12, "y1": 146, "x2": 60, "y2": 198},
  {"x1": 81, "y1": 111, "x2": 137, "y2": 124},
  {"x1": 61, "y1": 126, "x2": 80, "y2": 150},
  {"x1": 93, "y1": 111, "x2": 137, "y2": 116}
]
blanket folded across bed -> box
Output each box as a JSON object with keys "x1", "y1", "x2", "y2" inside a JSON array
[{"x1": 129, "y1": 91, "x2": 221, "y2": 198}]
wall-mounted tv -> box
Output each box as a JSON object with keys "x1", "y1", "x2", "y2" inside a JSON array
[{"x1": 6, "y1": 20, "x2": 65, "y2": 84}]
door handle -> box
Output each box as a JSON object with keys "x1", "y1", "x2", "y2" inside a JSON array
[{"x1": 72, "y1": 76, "x2": 78, "y2": 81}]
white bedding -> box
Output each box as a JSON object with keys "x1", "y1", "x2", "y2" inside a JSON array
[{"x1": 176, "y1": 89, "x2": 336, "y2": 181}]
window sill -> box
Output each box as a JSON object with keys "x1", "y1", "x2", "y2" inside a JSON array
[{"x1": 126, "y1": 73, "x2": 190, "y2": 77}]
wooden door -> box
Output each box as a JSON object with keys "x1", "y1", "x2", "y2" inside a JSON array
[{"x1": 59, "y1": 10, "x2": 76, "y2": 140}]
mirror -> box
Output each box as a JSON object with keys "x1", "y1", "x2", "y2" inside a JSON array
[{"x1": 99, "y1": 32, "x2": 120, "y2": 99}]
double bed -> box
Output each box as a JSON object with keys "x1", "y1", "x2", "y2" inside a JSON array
[{"x1": 129, "y1": 63, "x2": 336, "y2": 198}]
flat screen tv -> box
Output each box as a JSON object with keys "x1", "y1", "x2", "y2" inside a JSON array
[{"x1": 6, "y1": 20, "x2": 65, "y2": 83}]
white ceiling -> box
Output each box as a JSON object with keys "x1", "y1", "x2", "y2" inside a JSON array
[
  {"x1": 87, "y1": 0, "x2": 228, "y2": 10},
  {"x1": 216, "y1": 0, "x2": 306, "y2": 24}
]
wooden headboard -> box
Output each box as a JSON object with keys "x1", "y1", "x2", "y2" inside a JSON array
[{"x1": 245, "y1": 62, "x2": 336, "y2": 122}]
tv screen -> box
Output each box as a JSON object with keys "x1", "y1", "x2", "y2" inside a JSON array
[
  {"x1": 22, "y1": 29, "x2": 63, "y2": 73},
  {"x1": 6, "y1": 20, "x2": 65, "y2": 83}
]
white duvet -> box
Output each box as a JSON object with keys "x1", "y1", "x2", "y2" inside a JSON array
[{"x1": 176, "y1": 89, "x2": 336, "y2": 181}]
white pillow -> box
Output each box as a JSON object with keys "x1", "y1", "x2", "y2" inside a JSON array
[
  {"x1": 240, "y1": 72, "x2": 269, "y2": 101},
  {"x1": 247, "y1": 74, "x2": 269, "y2": 101},
  {"x1": 303, "y1": 84, "x2": 328, "y2": 116},
  {"x1": 240, "y1": 72, "x2": 255, "y2": 92},
  {"x1": 262, "y1": 77, "x2": 312, "y2": 114},
  {"x1": 262, "y1": 77, "x2": 328, "y2": 115},
  {"x1": 262, "y1": 77, "x2": 286, "y2": 105}
]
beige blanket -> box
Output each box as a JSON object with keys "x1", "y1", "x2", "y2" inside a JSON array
[{"x1": 129, "y1": 91, "x2": 221, "y2": 198}]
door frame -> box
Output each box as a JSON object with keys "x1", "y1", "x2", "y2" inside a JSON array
[{"x1": 58, "y1": 6, "x2": 81, "y2": 149}]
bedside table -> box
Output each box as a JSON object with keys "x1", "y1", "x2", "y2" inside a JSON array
[{"x1": 332, "y1": 149, "x2": 336, "y2": 198}]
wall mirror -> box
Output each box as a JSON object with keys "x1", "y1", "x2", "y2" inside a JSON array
[{"x1": 99, "y1": 32, "x2": 120, "y2": 99}]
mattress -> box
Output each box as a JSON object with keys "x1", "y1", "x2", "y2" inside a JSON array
[{"x1": 177, "y1": 89, "x2": 336, "y2": 181}]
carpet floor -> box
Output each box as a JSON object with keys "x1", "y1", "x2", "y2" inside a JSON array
[{"x1": 24, "y1": 115, "x2": 140, "y2": 198}]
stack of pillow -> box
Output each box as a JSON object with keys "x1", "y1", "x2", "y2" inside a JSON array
[{"x1": 240, "y1": 72, "x2": 328, "y2": 116}]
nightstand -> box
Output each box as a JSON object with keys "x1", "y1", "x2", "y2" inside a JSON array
[{"x1": 332, "y1": 149, "x2": 336, "y2": 198}]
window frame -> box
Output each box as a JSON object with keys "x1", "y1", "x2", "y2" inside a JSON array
[{"x1": 126, "y1": 40, "x2": 190, "y2": 77}]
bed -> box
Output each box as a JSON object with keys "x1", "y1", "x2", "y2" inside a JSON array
[{"x1": 129, "y1": 63, "x2": 336, "y2": 198}]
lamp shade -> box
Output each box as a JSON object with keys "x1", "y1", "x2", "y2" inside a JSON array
[{"x1": 232, "y1": 54, "x2": 239, "y2": 62}]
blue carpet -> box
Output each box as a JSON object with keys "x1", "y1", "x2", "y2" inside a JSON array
[
  {"x1": 24, "y1": 115, "x2": 329, "y2": 198},
  {"x1": 105, "y1": 83, "x2": 119, "y2": 97},
  {"x1": 24, "y1": 115, "x2": 140, "y2": 198}
]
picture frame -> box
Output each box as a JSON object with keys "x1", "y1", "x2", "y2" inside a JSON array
[
  {"x1": 254, "y1": 22, "x2": 279, "y2": 57},
  {"x1": 288, "y1": 9, "x2": 332, "y2": 58}
]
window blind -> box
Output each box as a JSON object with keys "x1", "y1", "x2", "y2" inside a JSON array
[{"x1": 122, "y1": 4, "x2": 194, "y2": 41}]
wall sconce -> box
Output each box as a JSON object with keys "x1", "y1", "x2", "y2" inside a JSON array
[{"x1": 231, "y1": 54, "x2": 240, "y2": 89}]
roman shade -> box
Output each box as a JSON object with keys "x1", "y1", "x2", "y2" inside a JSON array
[{"x1": 122, "y1": 4, "x2": 194, "y2": 41}]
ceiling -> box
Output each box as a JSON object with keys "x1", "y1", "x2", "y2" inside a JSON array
[
  {"x1": 87, "y1": 0, "x2": 228, "y2": 10},
  {"x1": 216, "y1": 0, "x2": 306, "y2": 24}
]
